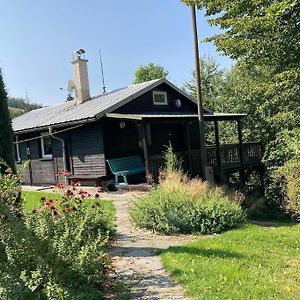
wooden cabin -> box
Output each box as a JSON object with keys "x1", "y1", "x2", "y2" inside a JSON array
[
  {"x1": 12, "y1": 53, "x2": 262, "y2": 186},
  {"x1": 13, "y1": 77, "x2": 262, "y2": 186}
]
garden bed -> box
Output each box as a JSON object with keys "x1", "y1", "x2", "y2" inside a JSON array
[{"x1": 0, "y1": 185, "x2": 115, "y2": 299}]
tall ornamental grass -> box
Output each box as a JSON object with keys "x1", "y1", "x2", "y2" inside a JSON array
[{"x1": 130, "y1": 147, "x2": 246, "y2": 235}]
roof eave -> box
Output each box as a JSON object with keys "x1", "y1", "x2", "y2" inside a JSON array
[{"x1": 13, "y1": 117, "x2": 97, "y2": 135}]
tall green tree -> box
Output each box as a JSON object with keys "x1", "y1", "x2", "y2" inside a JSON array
[
  {"x1": 183, "y1": 56, "x2": 226, "y2": 110},
  {"x1": 183, "y1": 0, "x2": 300, "y2": 213},
  {"x1": 182, "y1": 0, "x2": 300, "y2": 136},
  {"x1": 133, "y1": 63, "x2": 169, "y2": 84},
  {"x1": 0, "y1": 69, "x2": 15, "y2": 172},
  {"x1": 182, "y1": 1, "x2": 299, "y2": 71}
]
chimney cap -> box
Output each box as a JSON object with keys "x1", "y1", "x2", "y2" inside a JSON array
[{"x1": 75, "y1": 48, "x2": 86, "y2": 59}]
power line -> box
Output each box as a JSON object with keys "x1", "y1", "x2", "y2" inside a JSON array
[{"x1": 14, "y1": 123, "x2": 85, "y2": 145}]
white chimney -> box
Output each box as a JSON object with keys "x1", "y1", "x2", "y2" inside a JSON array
[{"x1": 71, "y1": 49, "x2": 90, "y2": 104}]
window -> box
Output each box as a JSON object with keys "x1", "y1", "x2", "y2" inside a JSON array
[
  {"x1": 15, "y1": 136, "x2": 21, "y2": 161},
  {"x1": 153, "y1": 91, "x2": 167, "y2": 105},
  {"x1": 40, "y1": 134, "x2": 53, "y2": 159}
]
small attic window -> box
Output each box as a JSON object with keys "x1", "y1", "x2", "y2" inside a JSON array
[{"x1": 153, "y1": 91, "x2": 167, "y2": 105}]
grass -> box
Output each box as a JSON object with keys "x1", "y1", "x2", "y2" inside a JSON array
[
  {"x1": 161, "y1": 224, "x2": 300, "y2": 300},
  {"x1": 21, "y1": 191, "x2": 115, "y2": 222}
]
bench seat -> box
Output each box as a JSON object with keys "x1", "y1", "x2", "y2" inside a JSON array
[{"x1": 106, "y1": 155, "x2": 145, "y2": 185}]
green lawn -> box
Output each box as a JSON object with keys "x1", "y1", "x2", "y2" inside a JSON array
[
  {"x1": 161, "y1": 224, "x2": 300, "y2": 300},
  {"x1": 21, "y1": 191, "x2": 115, "y2": 222}
]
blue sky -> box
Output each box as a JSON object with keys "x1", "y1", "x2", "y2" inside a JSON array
[{"x1": 0, "y1": 0, "x2": 232, "y2": 105}]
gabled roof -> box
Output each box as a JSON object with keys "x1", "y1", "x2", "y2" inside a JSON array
[{"x1": 12, "y1": 78, "x2": 211, "y2": 133}]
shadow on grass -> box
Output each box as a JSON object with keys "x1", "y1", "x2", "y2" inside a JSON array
[
  {"x1": 249, "y1": 220, "x2": 297, "y2": 228},
  {"x1": 163, "y1": 246, "x2": 246, "y2": 259}
]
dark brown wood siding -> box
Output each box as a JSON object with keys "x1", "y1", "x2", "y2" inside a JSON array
[
  {"x1": 15, "y1": 132, "x2": 57, "y2": 185},
  {"x1": 69, "y1": 123, "x2": 106, "y2": 178},
  {"x1": 115, "y1": 82, "x2": 198, "y2": 114},
  {"x1": 102, "y1": 119, "x2": 141, "y2": 159}
]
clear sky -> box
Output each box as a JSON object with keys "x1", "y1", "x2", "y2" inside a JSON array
[{"x1": 0, "y1": 0, "x2": 232, "y2": 106}]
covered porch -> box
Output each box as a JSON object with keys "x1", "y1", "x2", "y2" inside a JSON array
[{"x1": 105, "y1": 113, "x2": 263, "y2": 183}]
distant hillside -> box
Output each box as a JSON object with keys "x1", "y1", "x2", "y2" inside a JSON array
[
  {"x1": 9, "y1": 107, "x2": 26, "y2": 118},
  {"x1": 8, "y1": 97, "x2": 42, "y2": 119}
]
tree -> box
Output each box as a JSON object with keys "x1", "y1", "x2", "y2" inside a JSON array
[
  {"x1": 182, "y1": 0, "x2": 300, "y2": 214},
  {"x1": 0, "y1": 69, "x2": 15, "y2": 172},
  {"x1": 8, "y1": 97, "x2": 42, "y2": 118},
  {"x1": 182, "y1": 1, "x2": 300, "y2": 71},
  {"x1": 183, "y1": 56, "x2": 226, "y2": 110},
  {"x1": 133, "y1": 63, "x2": 169, "y2": 84}
]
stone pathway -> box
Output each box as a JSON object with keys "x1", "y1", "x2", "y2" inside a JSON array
[{"x1": 102, "y1": 191, "x2": 198, "y2": 300}]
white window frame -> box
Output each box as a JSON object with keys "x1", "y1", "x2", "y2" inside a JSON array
[
  {"x1": 40, "y1": 134, "x2": 53, "y2": 160},
  {"x1": 15, "y1": 135, "x2": 21, "y2": 161},
  {"x1": 153, "y1": 91, "x2": 168, "y2": 105}
]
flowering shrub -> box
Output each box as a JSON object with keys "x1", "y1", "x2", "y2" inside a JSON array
[
  {"x1": 0, "y1": 160, "x2": 26, "y2": 213},
  {"x1": 0, "y1": 166, "x2": 114, "y2": 299}
]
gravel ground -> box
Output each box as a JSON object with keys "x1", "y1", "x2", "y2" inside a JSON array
[{"x1": 102, "y1": 191, "x2": 198, "y2": 300}]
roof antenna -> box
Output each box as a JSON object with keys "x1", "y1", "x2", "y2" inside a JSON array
[{"x1": 99, "y1": 49, "x2": 107, "y2": 93}]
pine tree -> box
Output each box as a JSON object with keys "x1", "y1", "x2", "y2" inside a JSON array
[{"x1": 0, "y1": 68, "x2": 15, "y2": 173}]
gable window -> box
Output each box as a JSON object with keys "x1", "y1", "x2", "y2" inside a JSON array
[
  {"x1": 153, "y1": 91, "x2": 167, "y2": 105},
  {"x1": 40, "y1": 134, "x2": 53, "y2": 159}
]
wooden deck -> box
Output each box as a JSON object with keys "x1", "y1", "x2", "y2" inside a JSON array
[{"x1": 148, "y1": 141, "x2": 263, "y2": 180}]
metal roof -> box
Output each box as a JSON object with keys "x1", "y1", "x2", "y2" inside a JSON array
[{"x1": 12, "y1": 77, "x2": 223, "y2": 133}]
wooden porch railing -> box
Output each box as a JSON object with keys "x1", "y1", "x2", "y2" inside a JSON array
[{"x1": 148, "y1": 141, "x2": 262, "y2": 180}]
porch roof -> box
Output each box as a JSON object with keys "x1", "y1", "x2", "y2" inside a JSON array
[{"x1": 106, "y1": 112, "x2": 247, "y2": 121}]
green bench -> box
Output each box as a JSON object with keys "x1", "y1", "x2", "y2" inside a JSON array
[{"x1": 106, "y1": 155, "x2": 145, "y2": 185}]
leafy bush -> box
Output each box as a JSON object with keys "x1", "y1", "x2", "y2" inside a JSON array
[
  {"x1": 263, "y1": 129, "x2": 300, "y2": 219},
  {"x1": 0, "y1": 166, "x2": 114, "y2": 299},
  {"x1": 130, "y1": 169, "x2": 245, "y2": 235},
  {"x1": 274, "y1": 156, "x2": 300, "y2": 221},
  {"x1": 0, "y1": 160, "x2": 24, "y2": 210}
]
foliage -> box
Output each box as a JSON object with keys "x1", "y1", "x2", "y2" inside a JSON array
[
  {"x1": 8, "y1": 97, "x2": 42, "y2": 111},
  {"x1": 131, "y1": 151, "x2": 245, "y2": 234},
  {"x1": 275, "y1": 157, "x2": 300, "y2": 221},
  {"x1": 182, "y1": 0, "x2": 300, "y2": 213},
  {"x1": 182, "y1": 56, "x2": 226, "y2": 111},
  {"x1": 161, "y1": 223, "x2": 300, "y2": 299},
  {"x1": 7, "y1": 97, "x2": 42, "y2": 118},
  {"x1": 9, "y1": 107, "x2": 26, "y2": 118},
  {"x1": 163, "y1": 144, "x2": 182, "y2": 174},
  {"x1": 0, "y1": 167, "x2": 115, "y2": 299},
  {"x1": 0, "y1": 69, "x2": 15, "y2": 172},
  {"x1": 133, "y1": 62, "x2": 169, "y2": 84},
  {"x1": 183, "y1": 0, "x2": 300, "y2": 73}
]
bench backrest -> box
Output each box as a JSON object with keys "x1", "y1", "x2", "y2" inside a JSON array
[{"x1": 106, "y1": 155, "x2": 145, "y2": 174}]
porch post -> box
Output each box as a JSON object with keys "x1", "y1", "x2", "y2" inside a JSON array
[
  {"x1": 214, "y1": 120, "x2": 221, "y2": 171},
  {"x1": 137, "y1": 123, "x2": 151, "y2": 184},
  {"x1": 237, "y1": 119, "x2": 245, "y2": 185}
]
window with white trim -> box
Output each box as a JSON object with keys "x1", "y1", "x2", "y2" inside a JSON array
[
  {"x1": 153, "y1": 91, "x2": 168, "y2": 105},
  {"x1": 40, "y1": 134, "x2": 53, "y2": 159},
  {"x1": 15, "y1": 136, "x2": 21, "y2": 161}
]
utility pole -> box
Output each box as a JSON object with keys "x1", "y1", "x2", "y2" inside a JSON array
[{"x1": 191, "y1": 4, "x2": 208, "y2": 179}]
